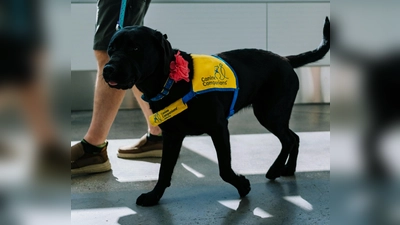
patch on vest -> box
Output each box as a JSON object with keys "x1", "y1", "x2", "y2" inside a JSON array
[{"x1": 191, "y1": 54, "x2": 237, "y2": 93}]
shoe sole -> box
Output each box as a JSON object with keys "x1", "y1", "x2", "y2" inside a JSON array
[
  {"x1": 117, "y1": 149, "x2": 162, "y2": 159},
  {"x1": 71, "y1": 160, "x2": 111, "y2": 175}
]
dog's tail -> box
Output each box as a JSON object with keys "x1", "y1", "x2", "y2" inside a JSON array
[{"x1": 286, "y1": 17, "x2": 330, "y2": 68}]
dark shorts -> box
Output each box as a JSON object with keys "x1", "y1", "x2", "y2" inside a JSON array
[
  {"x1": 0, "y1": 36, "x2": 36, "y2": 84},
  {"x1": 0, "y1": 0, "x2": 43, "y2": 84},
  {"x1": 93, "y1": 0, "x2": 151, "y2": 50}
]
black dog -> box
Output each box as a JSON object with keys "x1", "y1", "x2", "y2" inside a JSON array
[{"x1": 103, "y1": 17, "x2": 330, "y2": 206}]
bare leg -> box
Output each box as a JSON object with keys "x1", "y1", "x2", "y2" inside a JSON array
[{"x1": 83, "y1": 50, "x2": 126, "y2": 146}]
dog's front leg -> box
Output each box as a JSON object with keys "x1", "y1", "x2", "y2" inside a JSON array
[
  {"x1": 136, "y1": 132, "x2": 185, "y2": 206},
  {"x1": 209, "y1": 121, "x2": 251, "y2": 198}
]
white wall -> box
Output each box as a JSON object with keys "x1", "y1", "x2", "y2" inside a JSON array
[
  {"x1": 71, "y1": 4, "x2": 98, "y2": 71},
  {"x1": 71, "y1": 2, "x2": 330, "y2": 70}
]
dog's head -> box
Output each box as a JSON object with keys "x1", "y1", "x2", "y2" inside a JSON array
[{"x1": 103, "y1": 26, "x2": 173, "y2": 90}]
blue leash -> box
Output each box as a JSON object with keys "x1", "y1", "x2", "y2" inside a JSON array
[{"x1": 116, "y1": 0, "x2": 128, "y2": 30}]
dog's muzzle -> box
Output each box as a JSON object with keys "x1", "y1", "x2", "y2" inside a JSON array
[
  {"x1": 103, "y1": 65, "x2": 122, "y2": 87},
  {"x1": 103, "y1": 65, "x2": 119, "y2": 86},
  {"x1": 103, "y1": 64, "x2": 134, "y2": 89},
  {"x1": 102, "y1": 55, "x2": 138, "y2": 89}
]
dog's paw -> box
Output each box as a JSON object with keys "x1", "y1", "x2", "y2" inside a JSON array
[
  {"x1": 237, "y1": 175, "x2": 251, "y2": 198},
  {"x1": 266, "y1": 166, "x2": 282, "y2": 180},
  {"x1": 280, "y1": 165, "x2": 295, "y2": 177},
  {"x1": 136, "y1": 192, "x2": 161, "y2": 207}
]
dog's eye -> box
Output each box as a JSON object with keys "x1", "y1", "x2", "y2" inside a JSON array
[
  {"x1": 129, "y1": 44, "x2": 140, "y2": 52},
  {"x1": 130, "y1": 46, "x2": 139, "y2": 51}
]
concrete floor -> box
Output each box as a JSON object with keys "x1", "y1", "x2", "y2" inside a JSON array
[{"x1": 71, "y1": 104, "x2": 330, "y2": 225}]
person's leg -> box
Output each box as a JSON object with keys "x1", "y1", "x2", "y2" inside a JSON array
[
  {"x1": 71, "y1": 0, "x2": 126, "y2": 174},
  {"x1": 71, "y1": 50, "x2": 121, "y2": 174},
  {"x1": 83, "y1": 50, "x2": 126, "y2": 146}
]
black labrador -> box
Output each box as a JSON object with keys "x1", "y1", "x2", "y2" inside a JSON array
[{"x1": 103, "y1": 17, "x2": 330, "y2": 206}]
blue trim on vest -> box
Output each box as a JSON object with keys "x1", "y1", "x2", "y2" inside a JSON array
[
  {"x1": 182, "y1": 91, "x2": 196, "y2": 104},
  {"x1": 212, "y1": 55, "x2": 239, "y2": 118}
]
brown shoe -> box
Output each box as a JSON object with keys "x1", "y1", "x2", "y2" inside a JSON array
[
  {"x1": 36, "y1": 142, "x2": 69, "y2": 179},
  {"x1": 71, "y1": 141, "x2": 111, "y2": 175},
  {"x1": 118, "y1": 134, "x2": 163, "y2": 159}
]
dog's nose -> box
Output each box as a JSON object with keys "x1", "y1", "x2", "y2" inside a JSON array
[{"x1": 103, "y1": 65, "x2": 115, "y2": 75}]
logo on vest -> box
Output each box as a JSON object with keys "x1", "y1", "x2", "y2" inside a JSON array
[{"x1": 201, "y1": 63, "x2": 229, "y2": 86}]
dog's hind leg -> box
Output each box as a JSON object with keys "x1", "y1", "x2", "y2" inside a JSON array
[
  {"x1": 252, "y1": 71, "x2": 299, "y2": 180},
  {"x1": 253, "y1": 104, "x2": 298, "y2": 180},
  {"x1": 209, "y1": 120, "x2": 251, "y2": 198},
  {"x1": 281, "y1": 130, "x2": 299, "y2": 176},
  {"x1": 136, "y1": 132, "x2": 185, "y2": 206}
]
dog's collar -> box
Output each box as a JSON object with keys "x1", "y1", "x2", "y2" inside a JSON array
[
  {"x1": 141, "y1": 77, "x2": 174, "y2": 102},
  {"x1": 141, "y1": 51, "x2": 190, "y2": 102}
]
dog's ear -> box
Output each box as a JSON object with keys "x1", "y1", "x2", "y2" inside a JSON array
[{"x1": 154, "y1": 31, "x2": 173, "y2": 75}]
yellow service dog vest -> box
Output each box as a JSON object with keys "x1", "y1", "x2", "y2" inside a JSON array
[{"x1": 149, "y1": 54, "x2": 239, "y2": 126}]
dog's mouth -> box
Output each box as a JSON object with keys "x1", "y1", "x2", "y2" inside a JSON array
[
  {"x1": 107, "y1": 80, "x2": 119, "y2": 86},
  {"x1": 105, "y1": 79, "x2": 134, "y2": 90}
]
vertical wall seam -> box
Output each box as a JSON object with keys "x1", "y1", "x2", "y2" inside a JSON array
[{"x1": 266, "y1": 3, "x2": 268, "y2": 50}]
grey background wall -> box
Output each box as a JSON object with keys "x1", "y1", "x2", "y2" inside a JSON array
[{"x1": 71, "y1": 0, "x2": 330, "y2": 110}]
